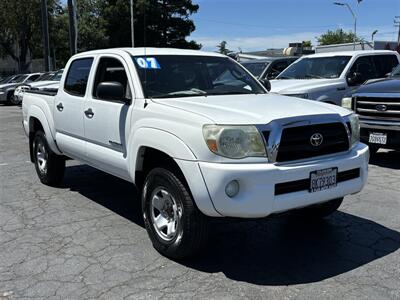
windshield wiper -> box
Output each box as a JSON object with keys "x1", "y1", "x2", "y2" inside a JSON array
[
  {"x1": 277, "y1": 76, "x2": 292, "y2": 79},
  {"x1": 303, "y1": 74, "x2": 325, "y2": 79},
  {"x1": 151, "y1": 89, "x2": 207, "y2": 99}
]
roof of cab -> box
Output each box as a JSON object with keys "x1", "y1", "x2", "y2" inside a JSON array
[
  {"x1": 305, "y1": 50, "x2": 398, "y2": 58},
  {"x1": 72, "y1": 47, "x2": 227, "y2": 58}
]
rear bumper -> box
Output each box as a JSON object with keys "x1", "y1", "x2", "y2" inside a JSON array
[{"x1": 197, "y1": 143, "x2": 369, "y2": 218}]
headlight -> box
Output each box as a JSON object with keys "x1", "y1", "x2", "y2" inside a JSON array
[
  {"x1": 284, "y1": 93, "x2": 308, "y2": 99},
  {"x1": 348, "y1": 114, "x2": 360, "y2": 147},
  {"x1": 202, "y1": 125, "x2": 266, "y2": 159},
  {"x1": 341, "y1": 97, "x2": 353, "y2": 110}
]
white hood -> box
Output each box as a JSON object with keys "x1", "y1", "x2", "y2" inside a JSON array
[
  {"x1": 154, "y1": 93, "x2": 351, "y2": 125},
  {"x1": 270, "y1": 78, "x2": 344, "y2": 94}
]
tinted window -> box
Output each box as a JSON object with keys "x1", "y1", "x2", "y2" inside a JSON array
[
  {"x1": 64, "y1": 58, "x2": 93, "y2": 96},
  {"x1": 93, "y1": 57, "x2": 131, "y2": 100},
  {"x1": 132, "y1": 55, "x2": 266, "y2": 98},
  {"x1": 278, "y1": 56, "x2": 351, "y2": 79},
  {"x1": 372, "y1": 55, "x2": 399, "y2": 78},
  {"x1": 27, "y1": 74, "x2": 41, "y2": 82},
  {"x1": 241, "y1": 61, "x2": 269, "y2": 77},
  {"x1": 349, "y1": 56, "x2": 376, "y2": 82}
]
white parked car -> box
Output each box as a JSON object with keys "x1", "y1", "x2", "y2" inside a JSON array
[
  {"x1": 22, "y1": 48, "x2": 369, "y2": 259},
  {"x1": 270, "y1": 50, "x2": 400, "y2": 105},
  {"x1": 14, "y1": 70, "x2": 64, "y2": 104}
]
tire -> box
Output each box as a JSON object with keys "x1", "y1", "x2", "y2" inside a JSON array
[
  {"x1": 10, "y1": 94, "x2": 20, "y2": 105},
  {"x1": 142, "y1": 167, "x2": 209, "y2": 259},
  {"x1": 5, "y1": 92, "x2": 13, "y2": 105},
  {"x1": 33, "y1": 131, "x2": 65, "y2": 186},
  {"x1": 293, "y1": 197, "x2": 343, "y2": 219}
]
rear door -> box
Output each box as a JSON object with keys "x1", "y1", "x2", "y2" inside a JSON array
[
  {"x1": 371, "y1": 54, "x2": 399, "y2": 78},
  {"x1": 54, "y1": 57, "x2": 94, "y2": 158},
  {"x1": 83, "y1": 55, "x2": 133, "y2": 180}
]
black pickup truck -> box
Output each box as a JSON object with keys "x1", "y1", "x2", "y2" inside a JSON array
[{"x1": 344, "y1": 65, "x2": 400, "y2": 154}]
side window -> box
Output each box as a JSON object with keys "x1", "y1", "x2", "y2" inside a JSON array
[
  {"x1": 64, "y1": 58, "x2": 94, "y2": 96},
  {"x1": 27, "y1": 74, "x2": 40, "y2": 82},
  {"x1": 92, "y1": 57, "x2": 131, "y2": 101},
  {"x1": 349, "y1": 56, "x2": 375, "y2": 82},
  {"x1": 267, "y1": 61, "x2": 288, "y2": 79},
  {"x1": 372, "y1": 55, "x2": 399, "y2": 77}
]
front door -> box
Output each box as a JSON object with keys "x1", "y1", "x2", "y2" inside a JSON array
[
  {"x1": 83, "y1": 55, "x2": 133, "y2": 180},
  {"x1": 54, "y1": 57, "x2": 94, "y2": 158}
]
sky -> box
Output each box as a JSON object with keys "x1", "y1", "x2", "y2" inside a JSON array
[{"x1": 190, "y1": 0, "x2": 400, "y2": 52}]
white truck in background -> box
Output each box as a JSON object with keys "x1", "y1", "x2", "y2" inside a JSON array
[
  {"x1": 22, "y1": 48, "x2": 369, "y2": 259},
  {"x1": 271, "y1": 50, "x2": 400, "y2": 105}
]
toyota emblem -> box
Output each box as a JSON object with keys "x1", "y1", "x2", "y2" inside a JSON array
[{"x1": 310, "y1": 133, "x2": 323, "y2": 147}]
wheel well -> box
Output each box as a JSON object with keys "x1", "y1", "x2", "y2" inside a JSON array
[
  {"x1": 28, "y1": 117, "x2": 44, "y2": 162},
  {"x1": 6, "y1": 90, "x2": 14, "y2": 100},
  {"x1": 135, "y1": 147, "x2": 186, "y2": 190}
]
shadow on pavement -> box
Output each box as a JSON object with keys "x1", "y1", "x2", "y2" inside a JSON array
[
  {"x1": 369, "y1": 150, "x2": 400, "y2": 169},
  {"x1": 61, "y1": 163, "x2": 400, "y2": 286}
]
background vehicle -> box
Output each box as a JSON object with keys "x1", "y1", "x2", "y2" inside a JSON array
[
  {"x1": 270, "y1": 50, "x2": 400, "y2": 105},
  {"x1": 22, "y1": 48, "x2": 368, "y2": 259},
  {"x1": 13, "y1": 70, "x2": 64, "y2": 104},
  {"x1": 0, "y1": 73, "x2": 42, "y2": 105},
  {"x1": 342, "y1": 64, "x2": 400, "y2": 154},
  {"x1": 241, "y1": 57, "x2": 298, "y2": 80}
]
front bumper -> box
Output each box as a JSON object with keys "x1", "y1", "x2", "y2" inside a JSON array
[
  {"x1": 197, "y1": 143, "x2": 369, "y2": 218},
  {"x1": 360, "y1": 120, "x2": 400, "y2": 149}
]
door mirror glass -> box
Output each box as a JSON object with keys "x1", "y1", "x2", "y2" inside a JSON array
[
  {"x1": 259, "y1": 78, "x2": 271, "y2": 91},
  {"x1": 96, "y1": 81, "x2": 126, "y2": 102}
]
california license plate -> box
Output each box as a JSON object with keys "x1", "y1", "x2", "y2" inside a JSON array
[
  {"x1": 309, "y1": 168, "x2": 338, "y2": 193},
  {"x1": 369, "y1": 132, "x2": 387, "y2": 145}
]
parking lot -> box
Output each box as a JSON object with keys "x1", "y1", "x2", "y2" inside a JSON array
[{"x1": 0, "y1": 105, "x2": 399, "y2": 299}]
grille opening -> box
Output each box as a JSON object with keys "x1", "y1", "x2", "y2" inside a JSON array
[
  {"x1": 355, "y1": 96, "x2": 400, "y2": 119},
  {"x1": 275, "y1": 168, "x2": 360, "y2": 195},
  {"x1": 274, "y1": 122, "x2": 349, "y2": 162}
]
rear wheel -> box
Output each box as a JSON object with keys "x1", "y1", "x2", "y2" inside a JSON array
[
  {"x1": 142, "y1": 167, "x2": 209, "y2": 259},
  {"x1": 294, "y1": 197, "x2": 343, "y2": 219},
  {"x1": 10, "y1": 93, "x2": 20, "y2": 105},
  {"x1": 33, "y1": 131, "x2": 65, "y2": 186}
]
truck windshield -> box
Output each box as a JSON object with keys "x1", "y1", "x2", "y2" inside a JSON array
[
  {"x1": 277, "y1": 56, "x2": 351, "y2": 79},
  {"x1": 241, "y1": 61, "x2": 269, "y2": 77},
  {"x1": 132, "y1": 55, "x2": 266, "y2": 98}
]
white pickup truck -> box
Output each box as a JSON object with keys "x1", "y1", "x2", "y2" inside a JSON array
[
  {"x1": 271, "y1": 50, "x2": 400, "y2": 105},
  {"x1": 22, "y1": 48, "x2": 369, "y2": 259}
]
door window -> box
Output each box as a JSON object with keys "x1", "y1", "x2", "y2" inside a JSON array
[
  {"x1": 372, "y1": 55, "x2": 399, "y2": 78},
  {"x1": 64, "y1": 58, "x2": 94, "y2": 96},
  {"x1": 348, "y1": 56, "x2": 376, "y2": 82},
  {"x1": 92, "y1": 57, "x2": 131, "y2": 101}
]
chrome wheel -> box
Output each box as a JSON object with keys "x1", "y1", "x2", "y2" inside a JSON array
[
  {"x1": 150, "y1": 187, "x2": 182, "y2": 242},
  {"x1": 36, "y1": 141, "x2": 48, "y2": 174}
]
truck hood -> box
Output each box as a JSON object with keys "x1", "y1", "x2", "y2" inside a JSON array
[
  {"x1": 270, "y1": 78, "x2": 343, "y2": 94},
  {"x1": 153, "y1": 94, "x2": 350, "y2": 125},
  {"x1": 355, "y1": 78, "x2": 400, "y2": 94},
  {"x1": 28, "y1": 80, "x2": 59, "y2": 88}
]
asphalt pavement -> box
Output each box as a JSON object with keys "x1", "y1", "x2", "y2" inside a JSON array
[{"x1": 0, "y1": 105, "x2": 399, "y2": 299}]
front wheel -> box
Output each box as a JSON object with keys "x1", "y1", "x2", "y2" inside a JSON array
[
  {"x1": 33, "y1": 131, "x2": 65, "y2": 186},
  {"x1": 293, "y1": 197, "x2": 343, "y2": 219},
  {"x1": 142, "y1": 167, "x2": 209, "y2": 259}
]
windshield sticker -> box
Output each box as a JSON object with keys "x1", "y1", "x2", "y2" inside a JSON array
[{"x1": 135, "y1": 57, "x2": 161, "y2": 69}]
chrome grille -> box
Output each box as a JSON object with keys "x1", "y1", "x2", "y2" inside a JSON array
[{"x1": 355, "y1": 96, "x2": 400, "y2": 119}]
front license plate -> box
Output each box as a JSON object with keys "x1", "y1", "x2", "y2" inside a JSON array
[
  {"x1": 369, "y1": 132, "x2": 387, "y2": 145},
  {"x1": 309, "y1": 168, "x2": 338, "y2": 193}
]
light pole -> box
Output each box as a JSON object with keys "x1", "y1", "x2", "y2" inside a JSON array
[
  {"x1": 130, "y1": 0, "x2": 135, "y2": 47},
  {"x1": 334, "y1": 2, "x2": 357, "y2": 50},
  {"x1": 371, "y1": 30, "x2": 378, "y2": 43}
]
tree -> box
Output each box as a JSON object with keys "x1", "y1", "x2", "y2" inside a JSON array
[
  {"x1": 302, "y1": 40, "x2": 312, "y2": 48},
  {"x1": 0, "y1": 0, "x2": 58, "y2": 72},
  {"x1": 217, "y1": 41, "x2": 232, "y2": 55},
  {"x1": 99, "y1": 0, "x2": 201, "y2": 49},
  {"x1": 317, "y1": 29, "x2": 362, "y2": 45}
]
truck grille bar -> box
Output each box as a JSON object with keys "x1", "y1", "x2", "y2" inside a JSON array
[{"x1": 355, "y1": 96, "x2": 400, "y2": 119}]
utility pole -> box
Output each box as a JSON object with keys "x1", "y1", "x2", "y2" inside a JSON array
[
  {"x1": 395, "y1": 16, "x2": 400, "y2": 46},
  {"x1": 68, "y1": 0, "x2": 78, "y2": 55},
  {"x1": 130, "y1": 0, "x2": 135, "y2": 47},
  {"x1": 41, "y1": 0, "x2": 51, "y2": 71},
  {"x1": 334, "y1": 2, "x2": 357, "y2": 50}
]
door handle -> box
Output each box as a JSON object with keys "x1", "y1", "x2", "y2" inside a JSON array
[
  {"x1": 84, "y1": 108, "x2": 94, "y2": 118},
  {"x1": 56, "y1": 103, "x2": 64, "y2": 112}
]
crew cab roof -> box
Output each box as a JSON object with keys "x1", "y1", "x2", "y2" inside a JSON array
[{"x1": 71, "y1": 47, "x2": 227, "y2": 58}]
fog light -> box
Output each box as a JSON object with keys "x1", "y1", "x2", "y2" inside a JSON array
[{"x1": 225, "y1": 180, "x2": 240, "y2": 198}]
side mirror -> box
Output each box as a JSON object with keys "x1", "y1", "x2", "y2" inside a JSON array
[
  {"x1": 96, "y1": 81, "x2": 126, "y2": 102},
  {"x1": 259, "y1": 78, "x2": 271, "y2": 91},
  {"x1": 347, "y1": 72, "x2": 363, "y2": 86}
]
